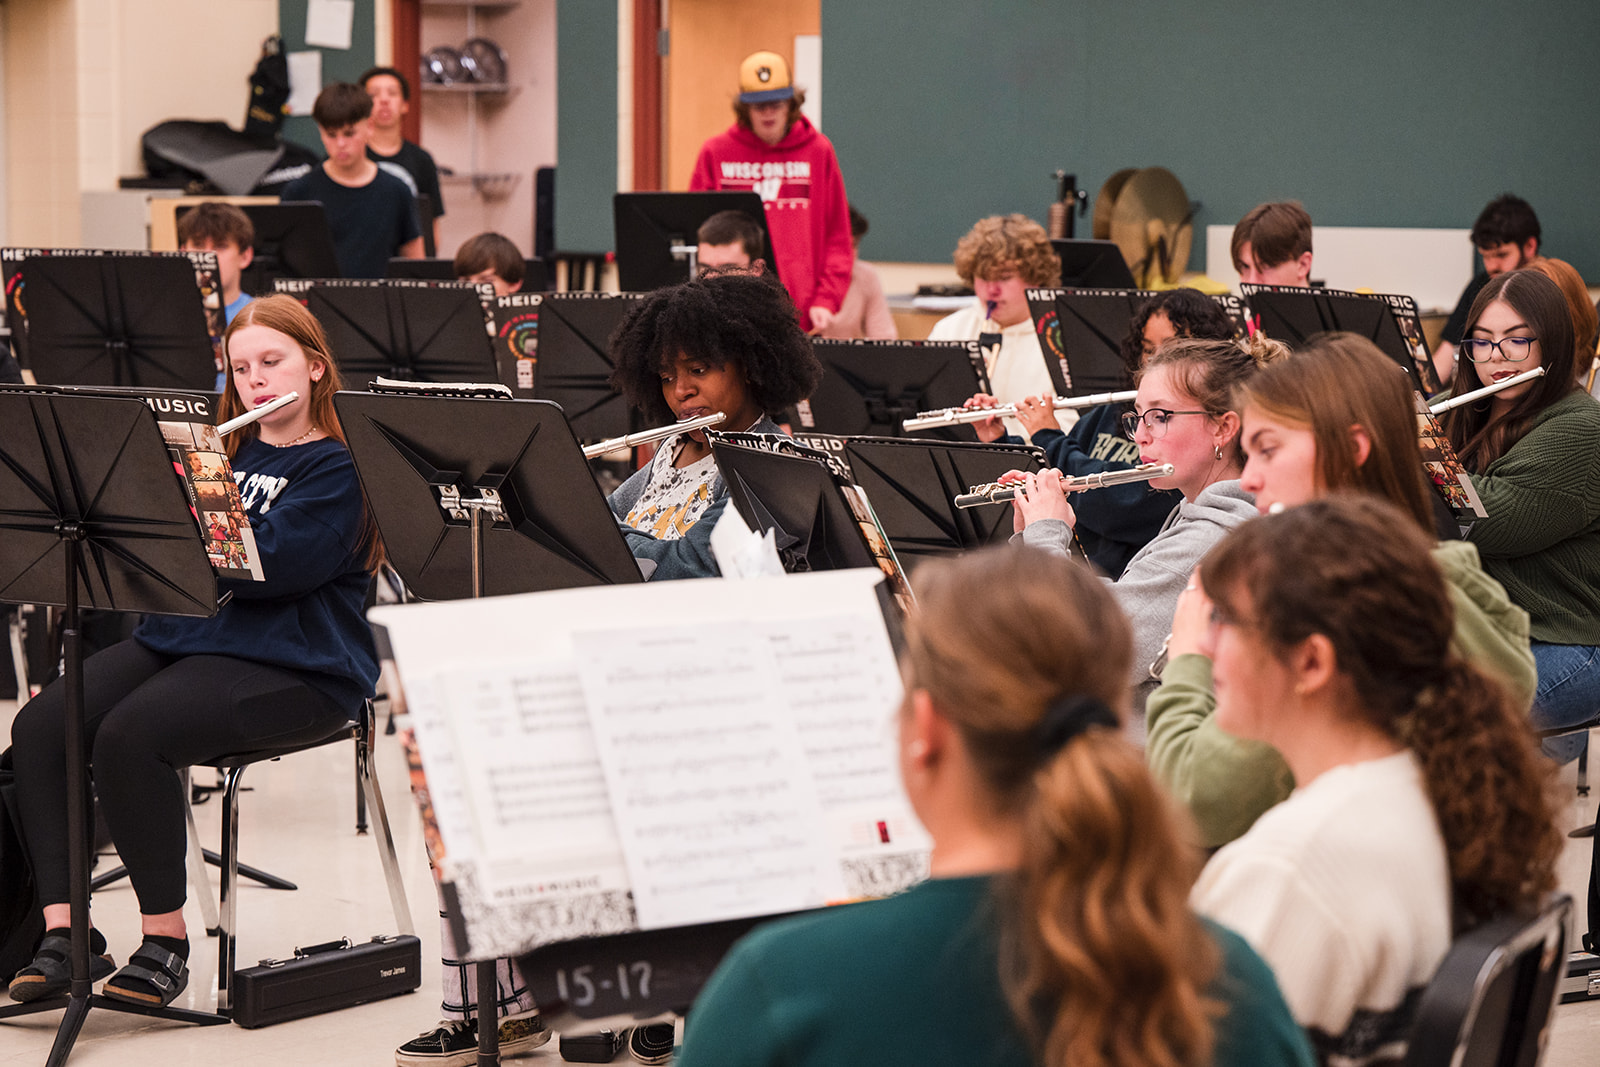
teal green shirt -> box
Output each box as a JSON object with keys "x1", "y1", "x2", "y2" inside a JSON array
[{"x1": 678, "y1": 875, "x2": 1314, "y2": 1067}]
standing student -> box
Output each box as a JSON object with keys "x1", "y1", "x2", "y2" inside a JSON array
[
  {"x1": 1146, "y1": 334, "x2": 1538, "y2": 848},
  {"x1": 177, "y1": 202, "x2": 257, "y2": 389},
  {"x1": 1012, "y1": 335, "x2": 1286, "y2": 726},
  {"x1": 815, "y1": 204, "x2": 897, "y2": 341},
  {"x1": 282, "y1": 83, "x2": 424, "y2": 279},
  {"x1": 452, "y1": 232, "x2": 525, "y2": 296},
  {"x1": 606, "y1": 273, "x2": 822, "y2": 580},
  {"x1": 1231, "y1": 202, "x2": 1313, "y2": 286},
  {"x1": 1440, "y1": 268, "x2": 1600, "y2": 763},
  {"x1": 679, "y1": 546, "x2": 1315, "y2": 1067},
  {"x1": 361, "y1": 66, "x2": 446, "y2": 252},
  {"x1": 1434, "y1": 195, "x2": 1542, "y2": 380},
  {"x1": 939, "y1": 214, "x2": 1062, "y2": 439},
  {"x1": 7, "y1": 295, "x2": 381, "y2": 1008},
  {"x1": 1190, "y1": 496, "x2": 1561, "y2": 1065},
  {"x1": 689, "y1": 51, "x2": 852, "y2": 333}
]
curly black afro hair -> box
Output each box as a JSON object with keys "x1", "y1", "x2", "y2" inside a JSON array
[
  {"x1": 1118, "y1": 287, "x2": 1237, "y2": 376},
  {"x1": 608, "y1": 272, "x2": 823, "y2": 424}
]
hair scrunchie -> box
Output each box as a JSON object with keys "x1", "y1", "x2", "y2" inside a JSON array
[{"x1": 1036, "y1": 694, "x2": 1119, "y2": 758}]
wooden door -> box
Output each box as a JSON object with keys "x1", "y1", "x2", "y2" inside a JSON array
[{"x1": 663, "y1": 0, "x2": 820, "y2": 192}]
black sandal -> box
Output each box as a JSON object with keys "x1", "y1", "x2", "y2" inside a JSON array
[
  {"x1": 100, "y1": 942, "x2": 189, "y2": 1007},
  {"x1": 7, "y1": 934, "x2": 115, "y2": 1003}
]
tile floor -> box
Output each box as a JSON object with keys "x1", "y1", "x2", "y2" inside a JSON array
[{"x1": 0, "y1": 698, "x2": 1596, "y2": 1066}]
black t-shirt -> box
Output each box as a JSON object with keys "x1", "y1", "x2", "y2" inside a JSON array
[
  {"x1": 368, "y1": 140, "x2": 445, "y2": 220},
  {"x1": 281, "y1": 165, "x2": 422, "y2": 279},
  {"x1": 1441, "y1": 272, "x2": 1490, "y2": 345}
]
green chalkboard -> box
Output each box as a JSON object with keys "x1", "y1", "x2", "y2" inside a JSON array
[{"x1": 277, "y1": 0, "x2": 379, "y2": 155}]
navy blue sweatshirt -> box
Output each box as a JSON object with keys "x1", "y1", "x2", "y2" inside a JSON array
[
  {"x1": 136, "y1": 436, "x2": 379, "y2": 710},
  {"x1": 1002, "y1": 402, "x2": 1181, "y2": 578}
]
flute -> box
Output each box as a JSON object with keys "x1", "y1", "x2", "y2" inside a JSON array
[
  {"x1": 953, "y1": 462, "x2": 1175, "y2": 509},
  {"x1": 582, "y1": 411, "x2": 726, "y2": 458},
  {"x1": 218, "y1": 392, "x2": 299, "y2": 436},
  {"x1": 903, "y1": 389, "x2": 1139, "y2": 432},
  {"x1": 1428, "y1": 367, "x2": 1545, "y2": 413}
]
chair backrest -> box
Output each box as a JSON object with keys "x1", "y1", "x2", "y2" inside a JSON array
[{"x1": 1404, "y1": 894, "x2": 1571, "y2": 1067}]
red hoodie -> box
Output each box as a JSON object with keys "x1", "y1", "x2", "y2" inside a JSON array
[{"x1": 690, "y1": 115, "x2": 853, "y2": 332}]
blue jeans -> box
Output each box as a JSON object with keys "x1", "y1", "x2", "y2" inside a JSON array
[{"x1": 1530, "y1": 642, "x2": 1600, "y2": 764}]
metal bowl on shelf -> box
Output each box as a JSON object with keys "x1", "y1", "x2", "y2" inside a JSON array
[
  {"x1": 422, "y1": 46, "x2": 466, "y2": 85},
  {"x1": 460, "y1": 38, "x2": 509, "y2": 85}
]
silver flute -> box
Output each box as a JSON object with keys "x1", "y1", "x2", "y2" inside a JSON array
[
  {"x1": 1428, "y1": 367, "x2": 1545, "y2": 413},
  {"x1": 902, "y1": 389, "x2": 1139, "y2": 432},
  {"x1": 953, "y1": 462, "x2": 1175, "y2": 509},
  {"x1": 583, "y1": 411, "x2": 726, "y2": 458}
]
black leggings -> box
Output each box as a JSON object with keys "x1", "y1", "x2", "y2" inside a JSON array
[{"x1": 10, "y1": 640, "x2": 354, "y2": 916}]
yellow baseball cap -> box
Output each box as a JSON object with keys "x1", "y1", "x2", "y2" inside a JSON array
[{"x1": 739, "y1": 51, "x2": 794, "y2": 104}]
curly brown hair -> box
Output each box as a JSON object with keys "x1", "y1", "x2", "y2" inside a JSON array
[
  {"x1": 904, "y1": 546, "x2": 1220, "y2": 1067},
  {"x1": 1201, "y1": 495, "x2": 1562, "y2": 932},
  {"x1": 952, "y1": 214, "x2": 1061, "y2": 287}
]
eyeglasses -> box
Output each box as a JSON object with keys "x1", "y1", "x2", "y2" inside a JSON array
[
  {"x1": 1460, "y1": 336, "x2": 1536, "y2": 363},
  {"x1": 1120, "y1": 408, "x2": 1210, "y2": 441}
]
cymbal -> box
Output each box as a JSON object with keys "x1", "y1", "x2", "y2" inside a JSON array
[
  {"x1": 1092, "y1": 168, "x2": 1138, "y2": 240},
  {"x1": 1110, "y1": 167, "x2": 1194, "y2": 287}
]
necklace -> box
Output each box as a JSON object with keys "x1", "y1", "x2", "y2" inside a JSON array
[{"x1": 276, "y1": 427, "x2": 320, "y2": 447}]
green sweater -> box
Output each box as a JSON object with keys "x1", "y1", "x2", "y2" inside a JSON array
[
  {"x1": 678, "y1": 875, "x2": 1314, "y2": 1067},
  {"x1": 1146, "y1": 540, "x2": 1537, "y2": 849},
  {"x1": 1464, "y1": 388, "x2": 1600, "y2": 644}
]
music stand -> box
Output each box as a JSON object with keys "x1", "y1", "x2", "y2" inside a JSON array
[
  {"x1": 1050, "y1": 239, "x2": 1138, "y2": 289},
  {"x1": 491, "y1": 292, "x2": 644, "y2": 439},
  {"x1": 233, "y1": 203, "x2": 342, "y2": 295},
  {"x1": 1026, "y1": 287, "x2": 1151, "y2": 396},
  {"x1": 0, "y1": 387, "x2": 224, "y2": 1062},
  {"x1": 1240, "y1": 283, "x2": 1428, "y2": 393},
  {"x1": 832, "y1": 437, "x2": 1045, "y2": 571},
  {"x1": 302, "y1": 282, "x2": 500, "y2": 384},
  {"x1": 613, "y1": 192, "x2": 775, "y2": 291},
  {"x1": 17, "y1": 255, "x2": 218, "y2": 390},
  {"x1": 709, "y1": 439, "x2": 879, "y2": 573},
  {"x1": 386, "y1": 257, "x2": 550, "y2": 292},
  {"x1": 804, "y1": 339, "x2": 990, "y2": 442}
]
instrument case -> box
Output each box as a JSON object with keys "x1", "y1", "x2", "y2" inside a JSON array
[
  {"x1": 1561, "y1": 949, "x2": 1600, "y2": 1003},
  {"x1": 232, "y1": 934, "x2": 421, "y2": 1028}
]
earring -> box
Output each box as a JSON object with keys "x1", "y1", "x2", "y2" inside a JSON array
[{"x1": 1213, "y1": 444, "x2": 1223, "y2": 461}]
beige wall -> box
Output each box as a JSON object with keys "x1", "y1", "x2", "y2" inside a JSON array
[{"x1": 3, "y1": 0, "x2": 276, "y2": 246}]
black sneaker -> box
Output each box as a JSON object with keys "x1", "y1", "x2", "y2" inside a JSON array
[
  {"x1": 628, "y1": 1023, "x2": 674, "y2": 1065},
  {"x1": 396, "y1": 1012, "x2": 551, "y2": 1067}
]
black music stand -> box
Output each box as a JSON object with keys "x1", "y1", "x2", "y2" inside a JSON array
[
  {"x1": 387, "y1": 257, "x2": 550, "y2": 292},
  {"x1": 491, "y1": 293, "x2": 644, "y2": 440},
  {"x1": 805, "y1": 339, "x2": 989, "y2": 441},
  {"x1": 1050, "y1": 239, "x2": 1138, "y2": 289},
  {"x1": 832, "y1": 437, "x2": 1044, "y2": 570},
  {"x1": 1029, "y1": 288, "x2": 1150, "y2": 395},
  {"x1": 1240, "y1": 283, "x2": 1428, "y2": 393},
  {"x1": 234, "y1": 203, "x2": 342, "y2": 295},
  {"x1": 304, "y1": 283, "x2": 499, "y2": 384},
  {"x1": 613, "y1": 192, "x2": 774, "y2": 291},
  {"x1": 17, "y1": 255, "x2": 218, "y2": 389},
  {"x1": 709, "y1": 440, "x2": 879, "y2": 573},
  {"x1": 0, "y1": 387, "x2": 224, "y2": 1063}
]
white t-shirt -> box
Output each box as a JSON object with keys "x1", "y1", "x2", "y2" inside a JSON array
[
  {"x1": 1192, "y1": 750, "x2": 1451, "y2": 1065},
  {"x1": 622, "y1": 435, "x2": 718, "y2": 541},
  {"x1": 927, "y1": 302, "x2": 1067, "y2": 439}
]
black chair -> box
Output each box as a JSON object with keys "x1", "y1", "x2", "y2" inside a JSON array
[
  {"x1": 1539, "y1": 714, "x2": 1600, "y2": 839},
  {"x1": 1403, "y1": 894, "x2": 1570, "y2": 1067}
]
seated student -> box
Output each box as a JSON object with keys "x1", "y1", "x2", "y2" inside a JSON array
[
  {"x1": 361, "y1": 66, "x2": 445, "y2": 253},
  {"x1": 679, "y1": 546, "x2": 1315, "y2": 1067},
  {"x1": 1011, "y1": 334, "x2": 1286, "y2": 727},
  {"x1": 696, "y1": 209, "x2": 768, "y2": 277},
  {"x1": 1434, "y1": 195, "x2": 1542, "y2": 383},
  {"x1": 605, "y1": 273, "x2": 822, "y2": 579},
  {"x1": 816, "y1": 204, "x2": 897, "y2": 341},
  {"x1": 1190, "y1": 495, "x2": 1561, "y2": 1065},
  {"x1": 1440, "y1": 268, "x2": 1600, "y2": 764},
  {"x1": 935, "y1": 214, "x2": 1062, "y2": 438},
  {"x1": 452, "y1": 232, "x2": 525, "y2": 297},
  {"x1": 1231, "y1": 201, "x2": 1313, "y2": 286},
  {"x1": 999, "y1": 289, "x2": 1234, "y2": 577},
  {"x1": 1145, "y1": 333, "x2": 1539, "y2": 848},
  {"x1": 177, "y1": 202, "x2": 257, "y2": 389},
  {"x1": 1525, "y1": 256, "x2": 1597, "y2": 386},
  {"x1": 282, "y1": 83, "x2": 424, "y2": 279},
  {"x1": 7, "y1": 294, "x2": 380, "y2": 1008}
]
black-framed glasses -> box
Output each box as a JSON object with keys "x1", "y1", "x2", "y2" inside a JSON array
[
  {"x1": 1120, "y1": 408, "x2": 1209, "y2": 441},
  {"x1": 1460, "y1": 336, "x2": 1536, "y2": 363}
]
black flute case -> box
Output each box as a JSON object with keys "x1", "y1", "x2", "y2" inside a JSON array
[{"x1": 232, "y1": 934, "x2": 422, "y2": 1028}]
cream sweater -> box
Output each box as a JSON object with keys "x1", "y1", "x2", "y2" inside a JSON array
[
  {"x1": 928, "y1": 302, "x2": 1068, "y2": 438},
  {"x1": 1192, "y1": 751, "x2": 1451, "y2": 1066}
]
